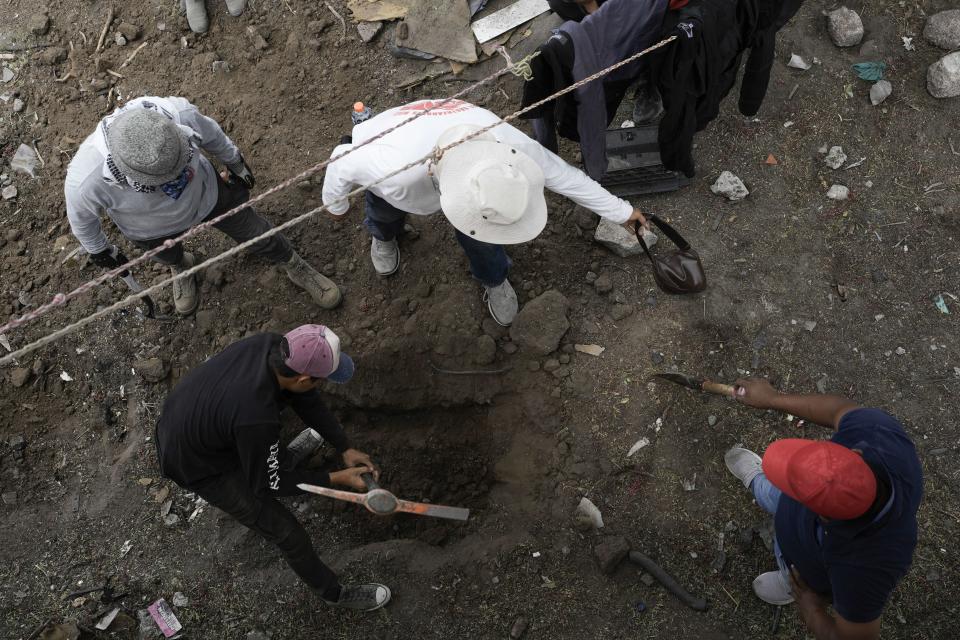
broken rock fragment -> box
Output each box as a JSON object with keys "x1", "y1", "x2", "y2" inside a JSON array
[
  {"x1": 824, "y1": 146, "x2": 846, "y2": 169},
  {"x1": 710, "y1": 171, "x2": 749, "y2": 201}
]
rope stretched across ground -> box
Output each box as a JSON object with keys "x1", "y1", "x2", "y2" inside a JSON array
[{"x1": 0, "y1": 34, "x2": 677, "y2": 367}]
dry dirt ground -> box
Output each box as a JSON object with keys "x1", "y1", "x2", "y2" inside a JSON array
[{"x1": 1, "y1": 0, "x2": 959, "y2": 638}]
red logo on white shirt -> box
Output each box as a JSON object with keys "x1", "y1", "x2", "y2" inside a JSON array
[{"x1": 397, "y1": 99, "x2": 473, "y2": 116}]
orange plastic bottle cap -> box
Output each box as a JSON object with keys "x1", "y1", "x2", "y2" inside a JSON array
[{"x1": 353, "y1": 102, "x2": 365, "y2": 112}]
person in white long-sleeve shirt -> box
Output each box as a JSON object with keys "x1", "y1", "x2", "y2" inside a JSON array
[
  {"x1": 322, "y1": 99, "x2": 647, "y2": 326},
  {"x1": 65, "y1": 96, "x2": 340, "y2": 315}
]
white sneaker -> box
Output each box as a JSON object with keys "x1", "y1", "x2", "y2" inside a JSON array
[
  {"x1": 484, "y1": 279, "x2": 518, "y2": 326},
  {"x1": 325, "y1": 583, "x2": 392, "y2": 611},
  {"x1": 181, "y1": 0, "x2": 209, "y2": 33},
  {"x1": 724, "y1": 447, "x2": 763, "y2": 489},
  {"x1": 752, "y1": 571, "x2": 794, "y2": 605},
  {"x1": 370, "y1": 237, "x2": 400, "y2": 276},
  {"x1": 224, "y1": 0, "x2": 247, "y2": 16}
]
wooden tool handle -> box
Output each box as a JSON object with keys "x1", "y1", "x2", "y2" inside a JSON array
[
  {"x1": 361, "y1": 472, "x2": 380, "y2": 491},
  {"x1": 702, "y1": 381, "x2": 735, "y2": 397}
]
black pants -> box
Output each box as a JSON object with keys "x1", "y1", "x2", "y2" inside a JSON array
[
  {"x1": 132, "y1": 176, "x2": 294, "y2": 266},
  {"x1": 191, "y1": 470, "x2": 340, "y2": 599}
]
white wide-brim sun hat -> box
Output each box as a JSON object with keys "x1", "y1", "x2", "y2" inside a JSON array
[{"x1": 434, "y1": 125, "x2": 547, "y2": 245}]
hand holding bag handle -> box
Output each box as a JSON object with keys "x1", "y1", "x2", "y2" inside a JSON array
[{"x1": 634, "y1": 215, "x2": 707, "y2": 294}]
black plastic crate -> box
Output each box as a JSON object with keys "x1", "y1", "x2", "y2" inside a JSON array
[{"x1": 600, "y1": 124, "x2": 690, "y2": 196}]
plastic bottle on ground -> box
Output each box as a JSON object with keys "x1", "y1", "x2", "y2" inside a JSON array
[{"x1": 351, "y1": 102, "x2": 373, "y2": 125}]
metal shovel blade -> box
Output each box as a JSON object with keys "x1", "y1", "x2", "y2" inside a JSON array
[
  {"x1": 654, "y1": 373, "x2": 735, "y2": 397},
  {"x1": 396, "y1": 499, "x2": 470, "y2": 521}
]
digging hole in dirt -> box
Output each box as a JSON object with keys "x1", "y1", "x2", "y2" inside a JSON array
[{"x1": 277, "y1": 404, "x2": 508, "y2": 549}]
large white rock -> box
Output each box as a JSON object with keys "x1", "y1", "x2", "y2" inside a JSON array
[
  {"x1": 923, "y1": 9, "x2": 960, "y2": 50},
  {"x1": 710, "y1": 171, "x2": 749, "y2": 201},
  {"x1": 827, "y1": 7, "x2": 864, "y2": 47},
  {"x1": 927, "y1": 52, "x2": 960, "y2": 99},
  {"x1": 594, "y1": 217, "x2": 657, "y2": 257}
]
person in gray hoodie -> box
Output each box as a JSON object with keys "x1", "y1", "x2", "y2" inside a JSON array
[{"x1": 64, "y1": 96, "x2": 340, "y2": 315}]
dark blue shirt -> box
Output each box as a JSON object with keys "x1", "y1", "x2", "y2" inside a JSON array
[{"x1": 775, "y1": 408, "x2": 923, "y2": 623}]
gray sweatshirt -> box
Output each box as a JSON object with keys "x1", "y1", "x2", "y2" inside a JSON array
[{"x1": 64, "y1": 96, "x2": 242, "y2": 254}]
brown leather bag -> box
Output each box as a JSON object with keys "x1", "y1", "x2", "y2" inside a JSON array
[{"x1": 634, "y1": 216, "x2": 706, "y2": 294}]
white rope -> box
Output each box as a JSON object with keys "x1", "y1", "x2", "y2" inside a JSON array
[{"x1": 0, "y1": 34, "x2": 678, "y2": 366}]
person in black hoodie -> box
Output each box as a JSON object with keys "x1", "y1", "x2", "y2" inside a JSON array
[
  {"x1": 653, "y1": 0, "x2": 804, "y2": 176},
  {"x1": 156, "y1": 324, "x2": 391, "y2": 611}
]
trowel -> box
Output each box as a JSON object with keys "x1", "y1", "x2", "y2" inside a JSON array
[
  {"x1": 298, "y1": 473, "x2": 470, "y2": 521},
  {"x1": 653, "y1": 372, "x2": 735, "y2": 397}
]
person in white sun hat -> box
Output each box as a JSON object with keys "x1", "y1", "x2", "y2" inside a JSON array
[{"x1": 322, "y1": 99, "x2": 651, "y2": 326}]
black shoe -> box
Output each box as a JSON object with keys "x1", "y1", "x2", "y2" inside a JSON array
[{"x1": 324, "y1": 583, "x2": 391, "y2": 611}]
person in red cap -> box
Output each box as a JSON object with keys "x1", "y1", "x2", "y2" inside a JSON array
[
  {"x1": 155, "y1": 325, "x2": 391, "y2": 611},
  {"x1": 724, "y1": 378, "x2": 922, "y2": 640}
]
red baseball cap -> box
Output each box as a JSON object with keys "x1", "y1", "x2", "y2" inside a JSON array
[{"x1": 762, "y1": 439, "x2": 877, "y2": 520}]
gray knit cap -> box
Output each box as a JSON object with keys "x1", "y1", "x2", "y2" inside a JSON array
[{"x1": 105, "y1": 108, "x2": 190, "y2": 186}]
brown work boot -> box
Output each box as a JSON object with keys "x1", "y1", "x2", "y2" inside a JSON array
[
  {"x1": 170, "y1": 252, "x2": 199, "y2": 316},
  {"x1": 284, "y1": 251, "x2": 342, "y2": 309}
]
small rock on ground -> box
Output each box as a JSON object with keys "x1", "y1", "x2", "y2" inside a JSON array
[
  {"x1": 826, "y1": 184, "x2": 849, "y2": 201},
  {"x1": 37, "y1": 46, "x2": 68, "y2": 65},
  {"x1": 594, "y1": 218, "x2": 657, "y2": 257},
  {"x1": 593, "y1": 274, "x2": 613, "y2": 294},
  {"x1": 827, "y1": 7, "x2": 864, "y2": 47},
  {"x1": 574, "y1": 205, "x2": 598, "y2": 230},
  {"x1": 923, "y1": 10, "x2": 960, "y2": 50},
  {"x1": 9, "y1": 367, "x2": 31, "y2": 387},
  {"x1": 117, "y1": 22, "x2": 142, "y2": 41},
  {"x1": 594, "y1": 535, "x2": 630, "y2": 574},
  {"x1": 870, "y1": 80, "x2": 892, "y2": 106},
  {"x1": 510, "y1": 617, "x2": 529, "y2": 639},
  {"x1": 28, "y1": 14, "x2": 50, "y2": 36},
  {"x1": 357, "y1": 21, "x2": 382, "y2": 42},
  {"x1": 134, "y1": 358, "x2": 169, "y2": 383},
  {"x1": 710, "y1": 171, "x2": 749, "y2": 201},
  {"x1": 824, "y1": 146, "x2": 846, "y2": 169},
  {"x1": 927, "y1": 52, "x2": 960, "y2": 99},
  {"x1": 610, "y1": 304, "x2": 634, "y2": 321}
]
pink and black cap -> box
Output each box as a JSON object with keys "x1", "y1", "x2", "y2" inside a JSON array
[{"x1": 282, "y1": 324, "x2": 354, "y2": 384}]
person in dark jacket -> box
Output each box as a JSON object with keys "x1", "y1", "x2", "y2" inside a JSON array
[
  {"x1": 653, "y1": 0, "x2": 804, "y2": 176},
  {"x1": 725, "y1": 378, "x2": 922, "y2": 640},
  {"x1": 156, "y1": 325, "x2": 391, "y2": 611},
  {"x1": 547, "y1": 0, "x2": 606, "y2": 21},
  {"x1": 523, "y1": 0, "x2": 687, "y2": 176}
]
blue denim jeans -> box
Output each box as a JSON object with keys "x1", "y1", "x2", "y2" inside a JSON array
[
  {"x1": 363, "y1": 191, "x2": 510, "y2": 287},
  {"x1": 750, "y1": 473, "x2": 790, "y2": 580}
]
